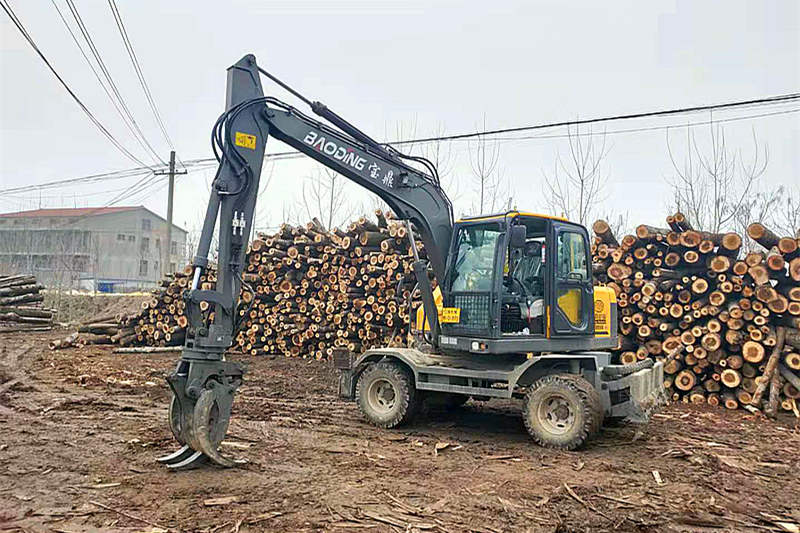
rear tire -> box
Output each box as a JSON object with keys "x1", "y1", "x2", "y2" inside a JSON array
[
  {"x1": 356, "y1": 361, "x2": 419, "y2": 428},
  {"x1": 523, "y1": 374, "x2": 602, "y2": 450}
]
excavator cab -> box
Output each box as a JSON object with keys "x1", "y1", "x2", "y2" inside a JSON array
[{"x1": 434, "y1": 211, "x2": 616, "y2": 354}]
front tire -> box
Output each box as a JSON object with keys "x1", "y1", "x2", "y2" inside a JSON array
[
  {"x1": 523, "y1": 374, "x2": 602, "y2": 450},
  {"x1": 356, "y1": 361, "x2": 419, "y2": 428}
]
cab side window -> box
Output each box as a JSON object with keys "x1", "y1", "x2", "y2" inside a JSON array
[{"x1": 556, "y1": 231, "x2": 588, "y2": 281}]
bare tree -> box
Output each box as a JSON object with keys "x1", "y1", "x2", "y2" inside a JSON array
[
  {"x1": 598, "y1": 210, "x2": 630, "y2": 239},
  {"x1": 420, "y1": 122, "x2": 461, "y2": 204},
  {"x1": 468, "y1": 116, "x2": 508, "y2": 214},
  {"x1": 772, "y1": 185, "x2": 800, "y2": 238},
  {"x1": 542, "y1": 125, "x2": 609, "y2": 227},
  {"x1": 251, "y1": 159, "x2": 275, "y2": 233},
  {"x1": 298, "y1": 167, "x2": 356, "y2": 230},
  {"x1": 733, "y1": 185, "x2": 783, "y2": 252},
  {"x1": 667, "y1": 120, "x2": 767, "y2": 233}
]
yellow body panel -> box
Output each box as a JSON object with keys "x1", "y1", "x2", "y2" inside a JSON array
[
  {"x1": 592, "y1": 285, "x2": 616, "y2": 337},
  {"x1": 414, "y1": 286, "x2": 444, "y2": 332},
  {"x1": 556, "y1": 288, "x2": 582, "y2": 325}
]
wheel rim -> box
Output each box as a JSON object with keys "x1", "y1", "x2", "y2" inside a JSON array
[
  {"x1": 536, "y1": 394, "x2": 576, "y2": 435},
  {"x1": 366, "y1": 378, "x2": 397, "y2": 414}
]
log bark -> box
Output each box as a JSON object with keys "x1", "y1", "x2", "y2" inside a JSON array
[
  {"x1": 747, "y1": 223, "x2": 780, "y2": 250},
  {"x1": 750, "y1": 327, "x2": 785, "y2": 406},
  {"x1": 592, "y1": 219, "x2": 619, "y2": 247}
]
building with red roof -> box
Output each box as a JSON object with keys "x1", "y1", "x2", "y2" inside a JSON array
[{"x1": 0, "y1": 205, "x2": 187, "y2": 291}]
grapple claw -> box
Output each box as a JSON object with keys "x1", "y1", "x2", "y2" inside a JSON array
[
  {"x1": 165, "y1": 449, "x2": 209, "y2": 470},
  {"x1": 157, "y1": 444, "x2": 195, "y2": 464},
  {"x1": 161, "y1": 351, "x2": 244, "y2": 470},
  {"x1": 187, "y1": 388, "x2": 238, "y2": 467}
]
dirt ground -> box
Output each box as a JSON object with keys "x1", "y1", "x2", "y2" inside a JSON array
[{"x1": 1, "y1": 330, "x2": 798, "y2": 533}]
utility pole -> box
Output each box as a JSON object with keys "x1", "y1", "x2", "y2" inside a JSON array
[{"x1": 155, "y1": 151, "x2": 187, "y2": 277}]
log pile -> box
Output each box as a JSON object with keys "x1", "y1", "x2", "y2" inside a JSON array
[
  {"x1": 0, "y1": 274, "x2": 55, "y2": 333},
  {"x1": 592, "y1": 215, "x2": 800, "y2": 415},
  {"x1": 48, "y1": 313, "x2": 131, "y2": 350},
  {"x1": 51, "y1": 212, "x2": 423, "y2": 358},
  {"x1": 233, "y1": 212, "x2": 420, "y2": 358}
]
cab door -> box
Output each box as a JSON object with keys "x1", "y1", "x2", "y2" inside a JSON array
[{"x1": 549, "y1": 222, "x2": 593, "y2": 336}]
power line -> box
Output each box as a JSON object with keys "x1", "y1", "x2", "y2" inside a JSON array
[
  {"x1": 49, "y1": 0, "x2": 162, "y2": 166},
  {"x1": 0, "y1": 0, "x2": 152, "y2": 168},
  {"x1": 0, "y1": 166, "x2": 154, "y2": 195},
  {"x1": 107, "y1": 0, "x2": 181, "y2": 167},
  {"x1": 387, "y1": 92, "x2": 800, "y2": 145},
  {"x1": 2, "y1": 89, "x2": 797, "y2": 197},
  {"x1": 56, "y1": 171, "x2": 160, "y2": 227},
  {"x1": 448, "y1": 107, "x2": 800, "y2": 144},
  {"x1": 61, "y1": 0, "x2": 166, "y2": 165},
  {"x1": 169, "y1": 100, "x2": 800, "y2": 164}
]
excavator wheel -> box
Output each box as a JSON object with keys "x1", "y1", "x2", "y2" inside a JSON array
[
  {"x1": 356, "y1": 361, "x2": 420, "y2": 428},
  {"x1": 523, "y1": 374, "x2": 602, "y2": 450},
  {"x1": 557, "y1": 373, "x2": 605, "y2": 435}
]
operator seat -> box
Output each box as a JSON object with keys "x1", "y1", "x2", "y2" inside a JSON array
[{"x1": 500, "y1": 241, "x2": 545, "y2": 334}]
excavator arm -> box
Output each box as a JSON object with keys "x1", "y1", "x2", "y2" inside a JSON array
[{"x1": 159, "y1": 54, "x2": 453, "y2": 469}]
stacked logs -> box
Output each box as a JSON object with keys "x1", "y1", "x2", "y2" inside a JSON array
[
  {"x1": 51, "y1": 212, "x2": 422, "y2": 358},
  {"x1": 235, "y1": 211, "x2": 419, "y2": 358},
  {"x1": 592, "y1": 214, "x2": 800, "y2": 415},
  {"x1": 48, "y1": 313, "x2": 137, "y2": 350},
  {"x1": 0, "y1": 274, "x2": 55, "y2": 333},
  {"x1": 48, "y1": 275, "x2": 194, "y2": 350}
]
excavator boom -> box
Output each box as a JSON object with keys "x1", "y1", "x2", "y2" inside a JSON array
[{"x1": 159, "y1": 54, "x2": 453, "y2": 468}]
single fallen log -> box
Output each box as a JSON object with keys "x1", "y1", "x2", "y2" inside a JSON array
[
  {"x1": 751, "y1": 327, "x2": 785, "y2": 406},
  {"x1": 113, "y1": 346, "x2": 182, "y2": 354}
]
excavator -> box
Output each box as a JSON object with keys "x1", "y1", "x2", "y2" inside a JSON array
[{"x1": 158, "y1": 55, "x2": 666, "y2": 469}]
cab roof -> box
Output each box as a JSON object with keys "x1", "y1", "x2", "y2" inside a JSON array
[{"x1": 456, "y1": 210, "x2": 569, "y2": 224}]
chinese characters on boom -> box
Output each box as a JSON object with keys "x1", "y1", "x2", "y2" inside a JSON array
[
  {"x1": 303, "y1": 130, "x2": 394, "y2": 188},
  {"x1": 369, "y1": 163, "x2": 394, "y2": 188}
]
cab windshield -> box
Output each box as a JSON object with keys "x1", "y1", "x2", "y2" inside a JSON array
[{"x1": 450, "y1": 223, "x2": 502, "y2": 292}]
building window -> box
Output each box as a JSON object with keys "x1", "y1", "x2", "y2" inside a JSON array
[
  {"x1": 142, "y1": 219, "x2": 151, "y2": 231},
  {"x1": 171, "y1": 241, "x2": 178, "y2": 254},
  {"x1": 139, "y1": 260, "x2": 148, "y2": 276},
  {"x1": 128, "y1": 235, "x2": 135, "y2": 242},
  {"x1": 117, "y1": 233, "x2": 126, "y2": 241},
  {"x1": 155, "y1": 238, "x2": 161, "y2": 250},
  {"x1": 169, "y1": 262, "x2": 176, "y2": 273},
  {"x1": 141, "y1": 236, "x2": 150, "y2": 253}
]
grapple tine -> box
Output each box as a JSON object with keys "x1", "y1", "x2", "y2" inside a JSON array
[
  {"x1": 195, "y1": 437, "x2": 237, "y2": 468},
  {"x1": 190, "y1": 388, "x2": 239, "y2": 468},
  {"x1": 156, "y1": 444, "x2": 195, "y2": 465},
  {"x1": 165, "y1": 450, "x2": 208, "y2": 470}
]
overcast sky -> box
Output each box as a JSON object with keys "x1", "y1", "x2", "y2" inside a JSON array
[{"x1": 1, "y1": 0, "x2": 798, "y2": 235}]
